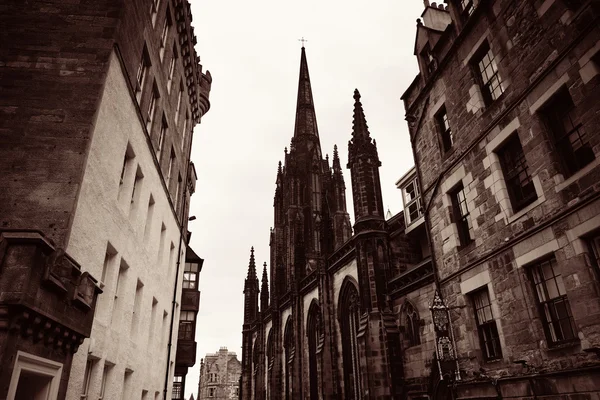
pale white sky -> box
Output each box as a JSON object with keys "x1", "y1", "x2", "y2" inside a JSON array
[{"x1": 186, "y1": 0, "x2": 424, "y2": 397}]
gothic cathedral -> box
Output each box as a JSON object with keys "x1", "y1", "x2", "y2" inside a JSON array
[{"x1": 240, "y1": 46, "x2": 434, "y2": 400}]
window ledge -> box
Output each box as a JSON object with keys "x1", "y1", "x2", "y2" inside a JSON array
[
  {"x1": 507, "y1": 194, "x2": 546, "y2": 224},
  {"x1": 405, "y1": 216, "x2": 425, "y2": 234},
  {"x1": 555, "y1": 157, "x2": 600, "y2": 193},
  {"x1": 545, "y1": 340, "x2": 580, "y2": 352}
]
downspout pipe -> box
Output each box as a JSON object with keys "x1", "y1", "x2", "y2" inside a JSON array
[{"x1": 163, "y1": 152, "x2": 194, "y2": 400}]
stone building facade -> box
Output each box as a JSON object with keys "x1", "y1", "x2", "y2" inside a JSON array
[
  {"x1": 198, "y1": 347, "x2": 241, "y2": 400},
  {"x1": 0, "y1": 0, "x2": 210, "y2": 399},
  {"x1": 400, "y1": 0, "x2": 600, "y2": 398}
]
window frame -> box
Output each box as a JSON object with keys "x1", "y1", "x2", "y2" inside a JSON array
[
  {"x1": 471, "y1": 288, "x2": 502, "y2": 361},
  {"x1": 178, "y1": 310, "x2": 195, "y2": 340},
  {"x1": 436, "y1": 106, "x2": 453, "y2": 153},
  {"x1": 497, "y1": 134, "x2": 537, "y2": 212},
  {"x1": 404, "y1": 301, "x2": 421, "y2": 347},
  {"x1": 450, "y1": 183, "x2": 473, "y2": 247},
  {"x1": 472, "y1": 42, "x2": 504, "y2": 105},
  {"x1": 403, "y1": 178, "x2": 423, "y2": 225},
  {"x1": 182, "y1": 262, "x2": 198, "y2": 289},
  {"x1": 541, "y1": 88, "x2": 595, "y2": 177},
  {"x1": 528, "y1": 257, "x2": 578, "y2": 346},
  {"x1": 136, "y1": 46, "x2": 151, "y2": 103}
]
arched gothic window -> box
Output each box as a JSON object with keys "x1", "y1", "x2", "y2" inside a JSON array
[
  {"x1": 266, "y1": 331, "x2": 273, "y2": 400},
  {"x1": 340, "y1": 281, "x2": 361, "y2": 400},
  {"x1": 307, "y1": 302, "x2": 323, "y2": 400},
  {"x1": 284, "y1": 318, "x2": 295, "y2": 400},
  {"x1": 404, "y1": 301, "x2": 421, "y2": 347},
  {"x1": 252, "y1": 340, "x2": 259, "y2": 400}
]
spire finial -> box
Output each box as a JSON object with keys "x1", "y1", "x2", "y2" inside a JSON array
[
  {"x1": 332, "y1": 144, "x2": 342, "y2": 172},
  {"x1": 247, "y1": 246, "x2": 257, "y2": 280},
  {"x1": 351, "y1": 88, "x2": 371, "y2": 140},
  {"x1": 298, "y1": 37, "x2": 308, "y2": 48}
]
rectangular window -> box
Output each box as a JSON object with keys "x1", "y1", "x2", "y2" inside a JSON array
[
  {"x1": 588, "y1": 234, "x2": 600, "y2": 280},
  {"x1": 209, "y1": 387, "x2": 215, "y2": 397},
  {"x1": 497, "y1": 134, "x2": 537, "y2": 212},
  {"x1": 167, "y1": 46, "x2": 177, "y2": 94},
  {"x1": 530, "y1": 257, "x2": 577, "y2": 345},
  {"x1": 451, "y1": 184, "x2": 473, "y2": 247},
  {"x1": 472, "y1": 288, "x2": 502, "y2": 360},
  {"x1": 99, "y1": 364, "x2": 110, "y2": 400},
  {"x1": 460, "y1": 0, "x2": 474, "y2": 18},
  {"x1": 183, "y1": 262, "x2": 199, "y2": 289},
  {"x1": 178, "y1": 310, "x2": 195, "y2": 340},
  {"x1": 150, "y1": 0, "x2": 160, "y2": 27},
  {"x1": 159, "y1": 12, "x2": 171, "y2": 62},
  {"x1": 81, "y1": 359, "x2": 93, "y2": 399},
  {"x1": 136, "y1": 46, "x2": 151, "y2": 103},
  {"x1": 181, "y1": 111, "x2": 189, "y2": 151},
  {"x1": 172, "y1": 375, "x2": 183, "y2": 399},
  {"x1": 420, "y1": 43, "x2": 436, "y2": 76},
  {"x1": 436, "y1": 106, "x2": 453, "y2": 152},
  {"x1": 131, "y1": 279, "x2": 144, "y2": 333},
  {"x1": 167, "y1": 148, "x2": 176, "y2": 184},
  {"x1": 146, "y1": 85, "x2": 159, "y2": 134},
  {"x1": 157, "y1": 116, "x2": 167, "y2": 162},
  {"x1": 131, "y1": 166, "x2": 143, "y2": 205},
  {"x1": 474, "y1": 43, "x2": 504, "y2": 104},
  {"x1": 175, "y1": 81, "x2": 183, "y2": 125},
  {"x1": 542, "y1": 88, "x2": 594, "y2": 176},
  {"x1": 403, "y1": 178, "x2": 422, "y2": 225},
  {"x1": 174, "y1": 174, "x2": 182, "y2": 208}
]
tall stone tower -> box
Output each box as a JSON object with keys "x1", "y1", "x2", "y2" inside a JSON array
[{"x1": 347, "y1": 89, "x2": 403, "y2": 397}]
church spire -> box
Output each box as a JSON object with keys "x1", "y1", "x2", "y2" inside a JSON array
[{"x1": 293, "y1": 47, "x2": 320, "y2": 139}]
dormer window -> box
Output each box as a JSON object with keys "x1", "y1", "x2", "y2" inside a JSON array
[{"x1": 421, "y1": 43, "x2": 437, "y2": 76}]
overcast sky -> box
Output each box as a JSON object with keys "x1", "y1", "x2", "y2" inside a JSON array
[{"x1": 186, "y1": 0, "x2": 424, "y2": 397}]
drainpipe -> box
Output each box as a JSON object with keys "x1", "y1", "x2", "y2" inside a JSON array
[{"x1": 163, "y1": 157, "x2": 194, "y2": 400}]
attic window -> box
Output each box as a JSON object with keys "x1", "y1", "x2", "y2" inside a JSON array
[
  {"x1": 460, "y1": 0, "x2": 475, "y2": 17},
  {"x1": 421, "y1": 44, "x2": 437, "y2": 75}
]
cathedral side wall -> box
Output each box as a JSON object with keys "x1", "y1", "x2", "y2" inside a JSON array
[
  {"x1": 331, "y1": 258, "x2": 358, "y2": 397},
  {"x1": 392, "y1": 283, "x2": 436, "y2": 384},
  {"x1": 65, "y1": 50, "x2": 184, "y2": 400}
]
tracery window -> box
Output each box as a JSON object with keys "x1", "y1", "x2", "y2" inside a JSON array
[
  {"x1": 404, "y1": 301, "x2": 421, "y2": 347},
  {"x1": 266, "y1": 331, "x2": 273, "y2": 400},
  {"x1": 284, "y1": 319, "x2": 295, "y2": 400},
  {"x1": 340, "y1": 282, "x2": 361, "y2": 400},
  {"x1": 307, "y1": 303, "x2": 323, "y2": 400}
]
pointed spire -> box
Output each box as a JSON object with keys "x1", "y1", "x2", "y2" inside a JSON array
[
  {"x1": 332, "y1": 144, "x2": 342, "y2": 172},
  {"x1": 260, "y1": 262, "x2": 269, "y2": 311},
  {"x1": 246, "y1": 246, "x2": 257, "y2": 281},
  {"x1": 352, "y1": 89, "x2": 371, "y2": 140},
  {"x1": 293, "y1": 47, "x2": 320, "y2": 138},
  {"x1": 261, "y1": 262, "x2": 269, "y2": 289}
]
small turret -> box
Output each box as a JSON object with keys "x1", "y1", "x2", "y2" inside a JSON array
[
  {"x1": 243, "y1": 247, "x2": 259, "y2": 323},
  {"x1": 347, "y1": 89, "x2": 385, "y2": 233}
]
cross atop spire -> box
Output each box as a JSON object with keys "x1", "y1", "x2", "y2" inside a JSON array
[{"x1": 298, "y1": 37, "x2": 308, "y2": 48}]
